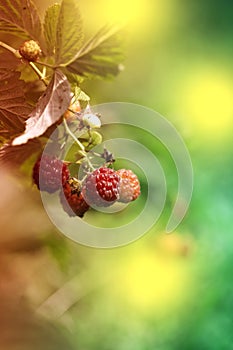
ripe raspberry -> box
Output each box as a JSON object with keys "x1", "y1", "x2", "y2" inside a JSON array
[
  {"x1": 60, "y1": 178, "x2": 89, "y2": 217},
  {"x1": 32, "y1": 155, "x2": 70, "y2": 193},
  {"x1": 116, "y1": 169, "x2": 141, "y2": 203},
  {"x1": 19, "y1": 40, "x2": 41, "y2": 62},
  {"x1": 82, "y1": 167, "x2": 120, "y2": 207}
]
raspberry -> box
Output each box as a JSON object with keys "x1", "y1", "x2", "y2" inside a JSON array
[
  {"x1": 19, "y1": 40, "x2": 41, "y2": 62},
  {"x1": 116, "y1": 169, "x2": 141, "y2": 203},
  {"x1": 32, "y1": 154, "x2": 70, "y2": 193},
  {"x1": 82, "y1": 167, "x2": 120, "y2": 207},
  {"x1": 60, "y1": 178, "x2": 89, "y2": 217}
]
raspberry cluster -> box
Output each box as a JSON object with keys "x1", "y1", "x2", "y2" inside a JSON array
[{"x1": 32, "y1": 154, "x2": 141, "y2": 218}]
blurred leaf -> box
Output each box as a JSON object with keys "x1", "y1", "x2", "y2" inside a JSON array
[
  {"x1": 0, "y1": 138, "x2": 42, "y2": 165},
  {"x1": 0, "y1": 0, "x2": 42, "y2": 41},
  {"x1": 55, "y1": 0, "x2": 84, "y2": 65},
  {"x1": 67, "y1": 25, "x2": 124, "y2": 79},
  {"x1": 43, "y1": 3, "x2": 61, "y2": 56},
  {"x1": 12, "y1": 70, "x2": 71, "y2": 146}
]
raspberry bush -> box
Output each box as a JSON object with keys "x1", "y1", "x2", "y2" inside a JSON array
[{"x1": 0, "y1": 0, "x2": 141, "y2": 218}]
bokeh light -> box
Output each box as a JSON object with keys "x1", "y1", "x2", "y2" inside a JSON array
[
  {"x1": 178, "y1": 65, "x2": 233, "y2": 139},
  {"x1": 116, "y1": 247, "x2": 189, "y2": 312}
]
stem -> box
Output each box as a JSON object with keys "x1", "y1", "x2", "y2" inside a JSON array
[
  {"x1": 36, "y1": 60, "x2": 55, "y2": 69},
  {"x1": 63, "y1": 117, "x2": 86, "y2": 153},
  {"x1": 29, "y1": 62, "x2": 48, "y2": 86},
  {"x1": 0, "y1": 41, "x2": 20, "y2": 57},
  {"x1": 63, "y1": 118, "x2": 95, "y2": 171}
]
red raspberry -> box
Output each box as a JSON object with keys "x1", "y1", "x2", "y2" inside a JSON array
[
  {"x1": 60, "y1": 178, "x2": 89, "y2": 217},
  {"x1": 32, "y1": 154, "x2": 70, "y2": 193},
  {"x1": 116, "y1": 169, "x2": 141, "y2": 203},
  {"x1": 82, "y1": 167, "x2": 120, "y2": 207}
]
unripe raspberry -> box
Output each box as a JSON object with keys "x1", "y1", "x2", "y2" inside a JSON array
[
  {"x1": 60, "y1": 178, "x2": 89, "y2": 217},
  {"x1": 32, "y1": 154, "x2": 70, "y2": 193},
  {"x1": 19, "y1": 40, "x2": 41, "y2": 62},
  {"x1": 82, "y1": 167, "x2": 120, "y2": 207},
  {"x1": 116, "y1": 169, "x2": 141, "y2": 203}
]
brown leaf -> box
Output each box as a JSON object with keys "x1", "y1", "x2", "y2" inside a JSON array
[
  {"x1": 0, "y1": 62, "x2": 32, "y2": 140},
  {"x1": 0, "y1": 50, "x2": 20, "y2": 69},
  {"x1": 0, "y1": 138, "x2": 42, "y2": 165},
  {"x1": 12, "y1": 70, "x2": 71, "y2": 146},
  {"x1": 0, "y1": 0, "x2": 42, "y2": 41}
]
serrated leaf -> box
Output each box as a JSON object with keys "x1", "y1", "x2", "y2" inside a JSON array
[
  {"x1": 67, "y1": 25, "x2": 124, "y2": 79},
  {"x1": 12, "y1": 70, "x2": 71, "y2": 146},
  {"x1": 64, "y1": 69, "x2": 84, "y2": 86},
  {"x1": 55, "y1": 0, "x2": 84, "y2": 65},
  {"x1": 0, "y1": 54, "x2": 32, "y2": 141},
  {"x1": 0, "y1": 0, "x2": 42, "y2": 41},
  {"x1": 0, "y1": 20, "x2": 29, "y2": 39},
  {"x1": 43, "y1": 3, "x2": 61, "y2": 56},
  {"x1": 0, "y1": 138, "x2": 42, "y2": 165},
  {"x1": 74, "y1": 86, "x2": 90, "y2": 102}
]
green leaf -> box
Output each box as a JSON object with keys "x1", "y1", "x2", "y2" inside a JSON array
[
  {"x1": 74, "y1": 86, "x2": 90, "y2": 102},
  {"x1": 55, "y1": 0, "x2": 84, "y2": 65},
  {"x1": 64, "y1": 69, "x2": 84, "y2": 86},
  {"x1": 0, "y1": 0, "x2": 42, "y2": 41},
  {"x1": 67, "y1": 25, "x2": 124, "y2": 79},
  {"x1": 79, "y1": 130, "x2": 102, "y2": 151},
  {"x1": 43, "y1": 3, "x2": 61, "y2": 56},
  {"x1": 12, "y1": 70, "x2": 71, "y2": 146}
]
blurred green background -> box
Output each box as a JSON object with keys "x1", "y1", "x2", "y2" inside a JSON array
[
  {"x1": 1, "y1": 0, "x2": 233, "y2": 349},
  {"x1": 67, "y1": 1, "x2": 233, "y2": 349},
  {"x1": 34, "y1": 0, "x2": 233, "y2": 348}
]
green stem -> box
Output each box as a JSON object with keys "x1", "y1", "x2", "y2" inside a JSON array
[
  {"x1": 63, "y1": 117, "x2": 86, "y2": 154},
  {"x1": 29, "y1": 62, "x2": 48, "y2": 86},
  {"x1": 63, "y1": 118, "x2": 95, "y2": 171},
  {"x1": 36, "y1": 60, "x2": 55, "y2": 69}
]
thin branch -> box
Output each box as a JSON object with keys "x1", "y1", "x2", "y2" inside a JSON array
[
  {"x1": 0, "y1": 40, "x2": 20, "y2": 57},
  {"x1": 29, "y1": 62, "x2": 48, "y2": 86},
  {"x1": 63, "y1": 117, "x2": 86, "y2": 154}
]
